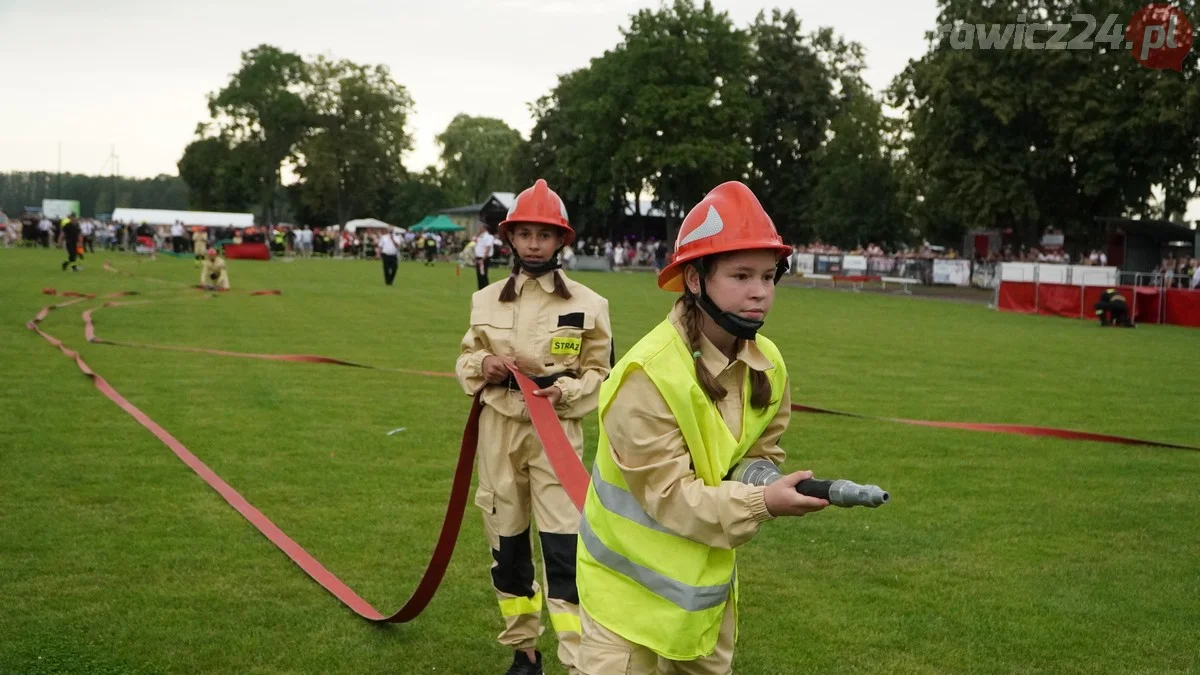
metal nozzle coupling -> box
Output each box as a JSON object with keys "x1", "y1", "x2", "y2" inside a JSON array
[
  {"x1": 728, "y1": 458, "x2": 782, "y2": 486},
  {"x1": 826, "y1": 480, "x2": 890, "y2": 508}
]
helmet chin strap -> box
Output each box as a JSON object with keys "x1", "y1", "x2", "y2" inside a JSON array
[
  {"x1": 515, "y1": 249, "x2": 562, "y2": 276},
  {"x1": 695, "y1": 277, "x2": 763, "y2": 340},
  {"x1": 692, "y1": 257, "x2": 790, "y2": 341}
]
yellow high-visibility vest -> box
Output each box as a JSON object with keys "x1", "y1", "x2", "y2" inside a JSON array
[{"x1": 577, "y1": 318, "x2": 786, "y2": 660}]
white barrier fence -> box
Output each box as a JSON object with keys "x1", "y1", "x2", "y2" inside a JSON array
[
  {"x1": 792, "y1": 253, "x2": 970, "y2": 287},
  {"x1": 1000, "y1": 262, "x2": 1118, "y2": 286}
]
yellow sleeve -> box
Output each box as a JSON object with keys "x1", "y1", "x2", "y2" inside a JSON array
[{"x1": 602, "y1": 369, "x2": 773, "y2": 551}]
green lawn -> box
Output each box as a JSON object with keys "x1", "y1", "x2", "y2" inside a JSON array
[{"x1": 1, "y1": 247, "x2": 1197, "y2": 674}]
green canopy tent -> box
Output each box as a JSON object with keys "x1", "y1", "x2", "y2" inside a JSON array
[
  {"x1": 408, "y1": 215, "x2": 434, "y2": 231},
  {"x1": 411, "y1": 215, "x2": 465, "y2": 233}
]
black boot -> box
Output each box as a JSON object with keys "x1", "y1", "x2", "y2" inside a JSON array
[{"x1": 505, "y1": 650, "x2": 542, "y2": 675}]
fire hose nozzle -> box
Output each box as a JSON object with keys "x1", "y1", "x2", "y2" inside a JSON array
[
  {"x1": 729, "y1": 458, "x2": 890, "y2": 508},
  {"x1": 808, "y1": 479, "x2": 890, "y2": 508}
]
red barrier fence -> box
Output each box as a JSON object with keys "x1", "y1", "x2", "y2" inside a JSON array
[
  {"x1": 223, "y1": 243, "x2": 271, "y2": 260},
  {"x1": 998, "y1": 281, "x2": 1200, "y2": 328}
]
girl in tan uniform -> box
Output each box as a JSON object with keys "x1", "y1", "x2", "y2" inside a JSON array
[
  {"x1": 192, "y1": 227, "x2": 208, "y2": 260},
  {"x1": 201, "y1": 248, "x2": 230, "y2": 290},
  {"x1": 456, "y1": 179, "x2": 613, "y2": 675}
]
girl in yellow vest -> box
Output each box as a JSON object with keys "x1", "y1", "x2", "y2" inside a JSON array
[
  {"x1": 456, "y1": 179, "x2": 614, "y2": 675},
  {"x1": 576, "y1": 181, "x2": 829, "y2": 674}
]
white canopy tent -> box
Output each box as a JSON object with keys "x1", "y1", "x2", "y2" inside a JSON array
[
  {"x1": 111, "y1": 208, "x2": 255, "y2": 228},
  {"x1": 344, "y1": 218, "x2": 394, "y2": 233}
]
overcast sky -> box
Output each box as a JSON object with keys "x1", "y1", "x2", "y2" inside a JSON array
[{"x1": 0, "y1": 0, "x2": 940, "y2": 179}]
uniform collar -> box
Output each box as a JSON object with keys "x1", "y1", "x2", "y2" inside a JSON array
[
  {"x1": 668, "y1": 300, "x2": 774, "y2": 377},
  {"x1": 517, "y1": 269, "x2": 564, "y2": 294}
]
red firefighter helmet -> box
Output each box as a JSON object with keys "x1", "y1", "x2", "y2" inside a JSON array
[
  {"x1": 658, "y1": 181, "x2": 791, "y2": 291},
  {"x1": 498, "y1": 179, "x2": 575, "y2": 246}
]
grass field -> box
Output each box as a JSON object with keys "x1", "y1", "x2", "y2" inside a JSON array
[{"x1": 2, "y1": 247, "x2": 1198, "y2": 675}]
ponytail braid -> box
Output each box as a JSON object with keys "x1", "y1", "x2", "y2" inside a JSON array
[
  {"x1": 498, "y1": 257, "x2": 520, "y2": 302},
  {"x1": 681, "y1": 292, "x2": 728, "y2": 402}
]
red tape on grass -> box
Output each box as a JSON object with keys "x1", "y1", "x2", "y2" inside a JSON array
[
  {"x1": 68, "y1": 290, "x2": 1200, "y2": 453},
  {"x1": 790, "y1": 404, "x2": 1200, "y2": 451},
  {"x1": 42, "y1": 288, "x2": 141, "y2": 299},
  {"x1": 83, "y1": 301, "x2": 453, "y2": 378},
  {"x1": 30, "y1": 300, "x2": 587, "y2": 622}
]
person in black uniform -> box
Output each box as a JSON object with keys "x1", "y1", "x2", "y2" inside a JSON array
[
  {"x1": 59, "y1": 216, "x2": 82, "y2": 272},
  {"x1": 1094, "y1": 288, "x2": 1133, "y2": 327},
  {"x1": 423, "y1": 234, "x2": 438, "y2": 266}
]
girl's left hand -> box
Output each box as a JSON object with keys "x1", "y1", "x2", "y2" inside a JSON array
[{"x1": 532, "y1": 386, "x2": 563, "y2": 405}]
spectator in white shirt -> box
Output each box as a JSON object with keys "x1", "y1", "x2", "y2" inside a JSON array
[
  {"x1": 298, "y1": 226, "x2": 313, "y2": 258},
  {"x1": 38, "y1": 218, "x2": 53, "y2": 247},
  {"x1": 379, "y1": 228, "x2": 401, "y2": 286},
  {"x1": 474, "y1": 229, "x2": 496, "y2": 290},
  {"x1": 170, "y1": 221, "x2": 186, "y2": 254},
  {"x1": 80, "y1": 220, "x2": 95, "y2": 253}
]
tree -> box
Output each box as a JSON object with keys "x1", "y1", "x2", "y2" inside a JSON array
[
  {"x1": 185, "y1": 47, "x2": 420, "y2": 228},
  {"x1": 1049, "y1": 0, "x2": 1200, "y2": 230},
  {"x1": 514, "y1": 1, "x2": 876, "y2": 243},
  {"x1": 0, "y1": 171, "x2": 188, "y2": 218},
  {"x1": 205, "y1": 45, "x2": 311, "y2": 224},
  {"x1": 293, "y1": 56, "x2": 413, "y2": 226},
  {"x1": 436, "y1": 114, "x2": 523, "y2": 203},
  {"x1": 177, "y1": 136, "x2": 258, "y2": 212},
  {"x1": 522, "y1": 58, "x2": 637, "y2": 238},
  {"x1": 810, "y1": 83, "x2": 908, "y2": 248},
  {"x1": 891, "y1": 0, "x2": 1200, "y2": 248},
  {"x1": 744, "y1": 11, "x2": 842, "y2": 243},
  {"x1": 520, "y1": 0, "x2": 756, "y2": 240},
  {"x1": 890, "y1": 7, "x2": 1054, "y2": 246},
  {"x1": 617, "y1": 0, "x2": 754, "y2": 223},
  {"x1": 380, "y1": 167, "x2": 455, "y2": 229}
]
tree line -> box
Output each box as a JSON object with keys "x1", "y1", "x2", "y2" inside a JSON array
[
  {"x1": 12, "y1": 0, "x2": 1195, "y2": 250},
  {"x1": 0, "y1": 171, "x2": 188, "y2": 220}
]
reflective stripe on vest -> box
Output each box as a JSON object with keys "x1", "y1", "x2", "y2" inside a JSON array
[
  {"x1": 579, "y1": 513, "x2": 731, "y2": 612},
  {"x1": 589, "y1": 465, "x2": 674, "y2": 536}
]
